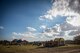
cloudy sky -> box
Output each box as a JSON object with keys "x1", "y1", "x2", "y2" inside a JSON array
[{"x1": 0, "y1": 0, "x2": 80, "y2": 41}]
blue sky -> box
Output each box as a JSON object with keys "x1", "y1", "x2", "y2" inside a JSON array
[
  {"x1": 0, "y1": 0, "x2": 80, "y2": 41},
  {"x1": 0, "y1": 0, "x2": 52, "y2": 40}
]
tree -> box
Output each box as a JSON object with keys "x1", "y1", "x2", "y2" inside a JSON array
[
  {"x1": 22, "y1": 40, "x2": 28, "y2": 45},
  {"x1": 17, "y1": 39, "x2": 22, "y2": 43},
  {"x1": 2, "y1": 40, "x2": 10, "y2": 45},
  {"x1": 74, "y1": 35, "x2": 80, "y2": 44},
  {"x1": 11, "y1": 39, "x2": 18, "y2": 45}
]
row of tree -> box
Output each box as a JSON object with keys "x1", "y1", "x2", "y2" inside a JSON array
[
  {"x1": 65, "y1": 35, "x2": 80, "y2": 44},
  {"x1": 0, "y1": 35, "x2": 80, "y2": 45},
  {"x1": 0, "y1": 39, "x2": 28, "y2": 45},
  {"x1": 74, "y1": 35, "x2": 80, "y2": 44}
]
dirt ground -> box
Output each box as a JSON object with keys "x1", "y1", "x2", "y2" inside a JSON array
[
  {"x1": 26, "y1": 47, "x2": 80, "y2": 53},
  {"x1": 14, "y1": 47, "x2": 80, "y2": 53}
]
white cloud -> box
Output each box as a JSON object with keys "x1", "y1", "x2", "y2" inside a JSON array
[
  {"x1": 69, "y1": 0, "x2": 80, "y2": 13},
  {"x1": 39, "y1": 0, "x2": 80, "y2": 40},
  {"x1": 43, "y1": 0, "x2": 80, "y2": 40},
  {"x1": 12, "y1": 0, "x2": 80, "y2": 41},
  {"x1": 39, "y1": 0, "x2": 80, "y2": 27},
  {"x1": 42, "y1": 27, "x2": 61, "y2": 38},
  {"x1": 53, "y1": 24, "x2": 61, "y2": 32},
  {"x1": 12, "y1": 31, "x2": 37, "y2": 40},
  {"x1": 39, "y1": 0, "x2": 80, "y2": 39},
  {"x1": 40, "y1": 21, "x2": 80, "y2": 40},
  {"x1": 68, "y1": 30, "x2": 80, "y2": 36},
  {"x1": 39, "y1": 0, "x2": 70, "y2": 20},
  {"x1": 0, "y1": 26, "x2": 4, "y2": 30},
  {"x1": 12, "y1": 27, "x2": 38, "y2": 41},
  {"x1": 26, "y1": 27, "x2": 36, "y2": 32},
  {"x1": 12, "y1": 32, "x2": 24, "y2": 36},
  {"x1": 12, "y1": 36, "x2": 16, "y2": 39},
  {"x1": 12, "y1": 32, "x2": 18, "y2": 35},
  {"x1": 39, "y1": 14, "x2": 53, "y2": 20},
  {"x1": 40, "y1": 25, "x2": 47, "y2": 29},
  {"x1": 60, "y1": 22, "x2": 77, "y2": 31},
  {"x1": 66, "y1": 16, "x2": 80, "y2": 26}
]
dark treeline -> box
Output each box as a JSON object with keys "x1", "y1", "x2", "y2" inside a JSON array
[
  {"x1": 0, "y1": 35, "x2": 80, "y2": 46},
  {"x1": 65, "y1": 35, "x2": 80, "y2": 44},
  {"x1": 0, "y1": 39, "x2": 42, "y2": 46},
  {"x1": 0, "y1": 39, "x2": 28, "y2": 45},
  {"x1": 74, "y1": 35, "x2": 80, "y2": 44}
]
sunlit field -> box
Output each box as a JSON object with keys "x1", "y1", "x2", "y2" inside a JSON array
[
  {"x1": 0, "y1": 44, "x2": 80, "y2": 53},
  {"x1": 0, "y1": 45, "x2": 38, "y2": 53}
]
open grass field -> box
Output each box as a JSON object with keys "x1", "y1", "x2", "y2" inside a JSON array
[{"x1": 0, "y1": 44, "x2": 80, "y2": 53}]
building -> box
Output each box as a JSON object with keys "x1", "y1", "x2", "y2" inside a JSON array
[{"x1": 43, "y1": 38, "x2": 65, "y2": 47}]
